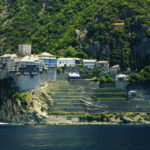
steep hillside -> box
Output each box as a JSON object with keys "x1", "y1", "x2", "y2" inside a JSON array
[{"x1": 0, "y1": 0, "x2": 150, "y2": 70}]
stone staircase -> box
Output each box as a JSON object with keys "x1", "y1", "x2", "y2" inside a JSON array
[{"x1": 48, "y1": 80, "x2": 99, "y2": 116}]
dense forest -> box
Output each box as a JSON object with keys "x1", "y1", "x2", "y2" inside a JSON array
[{"x1": 0, "y1": 0, "x2": 150, "y2": 70}]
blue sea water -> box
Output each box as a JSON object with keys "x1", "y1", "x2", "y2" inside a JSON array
[{"x1": 0, "y1": 125, "x2": 150, "y2": 150}]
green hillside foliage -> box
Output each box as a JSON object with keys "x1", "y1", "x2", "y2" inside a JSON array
[
  {"x1": 128, "y1": 65, "x2": 150, "y2": 86},
  {"x1": 0, "y1": 0, "x2": 150, "y2": 70}
]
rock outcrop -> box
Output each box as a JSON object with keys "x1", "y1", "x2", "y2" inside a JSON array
[{"x1": 0, "y1": 80, "x2": 54, "y2": 124}]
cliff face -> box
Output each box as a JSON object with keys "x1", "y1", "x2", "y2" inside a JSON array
[
  {"x1": 0, "y1": 79, "x2": 53, "y2": 124},
  {"x1": 0, "y1": 0, "x2": 150, "y2": 70}
]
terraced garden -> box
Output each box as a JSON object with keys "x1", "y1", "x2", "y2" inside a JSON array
[
  {"x1": 48, "y1": 80, "x2": 98, "y2": 117},
  {"x1": 90, "y1": 88, "x2": 150, "y2": 113},
  {"x1": 48, "y1": 80, "x2": 150, "y2": 118}
]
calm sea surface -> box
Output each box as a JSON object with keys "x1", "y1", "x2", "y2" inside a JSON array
[{"x1": 0, "y1": 125, "x2": 150, "y2": 150}]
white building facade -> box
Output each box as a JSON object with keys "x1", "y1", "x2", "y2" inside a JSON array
[
  {"x1": 83, "y1": 59, "x2": 96, "y2": 68},
  {"x1": 38, "y1": 52, "x2": 57, "y2": 68},
  {"x1": 57, "y1": 58, "x2": 76, "y2": 67},
  {"x1": 95, "y1": 61, "x2": 109, "y2": 70}
]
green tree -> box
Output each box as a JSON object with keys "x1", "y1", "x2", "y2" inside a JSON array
[{"x1": 128, "y1": 73, "x2": 143, "y2": 86}]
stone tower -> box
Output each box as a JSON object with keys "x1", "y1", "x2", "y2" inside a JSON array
[{"x1": 18, "y1": 44, "x2": 31, "y2": 56}]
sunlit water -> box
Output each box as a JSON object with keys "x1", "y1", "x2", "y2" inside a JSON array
[{"x1": 0, "y1": 125, "x2": 150, "y2": 150}]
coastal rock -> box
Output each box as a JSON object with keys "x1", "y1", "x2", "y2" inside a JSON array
[
  {"x1": 109, "y1": 117, "x2": 122, "y2": 124},
  {"x1": 120, "y1": 116, "x2": 133, "y2": 124},
  {"x1": 0, "y1": 83, "x2": 54, "y2": 124}
]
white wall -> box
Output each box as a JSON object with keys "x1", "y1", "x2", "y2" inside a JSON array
[
  {"x1": 46, "y1": 68, "x2": 57, "y2": 81},
  {"x1": 95, "y1": 63, "x2": 109, "y2": 69},
  {"x1": 83, "y1": 62, "x2": 95, "y2": 68},
  {"x1": 16, "y1": 74, "x2": 41, "y2": 91},
  {"x1": 41, "y1": 68, "x2": 57, "y2": 82},
  {"x1": 16, "y1": 69, "x2": 57, "y2": 91},
  {"x1": 57, "y1": 60, "x2": 75, "y2": 67},
  {"x1": 0, "y1": 66, "x2": 57, "y2": 91}
]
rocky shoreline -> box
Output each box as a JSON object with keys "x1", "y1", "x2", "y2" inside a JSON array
[
  {"x1": 3, "y1": 111, "x2": 150, "y2": 126},
  {"x1": 1, "y1": 121, "x2": 150, "y2": 126}
]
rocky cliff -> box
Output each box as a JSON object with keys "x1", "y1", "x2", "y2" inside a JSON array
[{"x1": 0, "y1": 79, "x2": 53, "y2": 124}]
